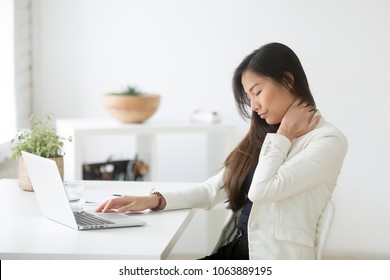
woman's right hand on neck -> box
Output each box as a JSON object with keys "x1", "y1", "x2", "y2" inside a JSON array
[{"x1": 277, "y1": 99, "x2": 320, "y2": 141}]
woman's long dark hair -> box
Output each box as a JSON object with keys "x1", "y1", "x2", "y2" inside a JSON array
[{"x1": 224, "y1": 42, "x2": 316, "y2": 211}]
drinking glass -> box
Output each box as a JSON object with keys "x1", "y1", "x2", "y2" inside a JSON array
[{"x1": 64, "y1": 181, "x2": 86, "y2": 212}]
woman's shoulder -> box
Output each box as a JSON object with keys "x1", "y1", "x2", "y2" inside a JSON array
[{"x1": 313, "y1": 116, "x2": 348, "y2": 146}]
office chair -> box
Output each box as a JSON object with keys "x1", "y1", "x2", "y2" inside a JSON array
[{"x1": 315, "y1": 199, "x2": 335, "y2": 259}]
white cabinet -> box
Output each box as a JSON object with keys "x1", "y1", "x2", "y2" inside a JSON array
[{"x1": 57, "y1": 118, "x2": 236, "y2": 181}]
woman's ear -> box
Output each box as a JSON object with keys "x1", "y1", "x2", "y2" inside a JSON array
[{"x1": 282, "y1": 72, "x2": 294, "y2": 90}]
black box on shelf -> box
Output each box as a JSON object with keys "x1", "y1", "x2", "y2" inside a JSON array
[{"x1": 82, "y1": 156, "x2": 148, "y2": 181}]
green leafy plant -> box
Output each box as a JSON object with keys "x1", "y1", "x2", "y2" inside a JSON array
[
  {"x1": 118, "y1": 85, "x2": 142, "y2": 96},
  {"x1": 10, "y1": 114, "x2": 72, "y2": 160}
]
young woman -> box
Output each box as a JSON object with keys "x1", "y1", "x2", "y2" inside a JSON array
[{"x1": 96, "y1": 42, "x2": 348, "y2": 260}]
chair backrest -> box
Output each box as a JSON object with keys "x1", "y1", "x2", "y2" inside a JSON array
[{"x1": 315, "y1": 199, "x2": 335, "y2": 259}]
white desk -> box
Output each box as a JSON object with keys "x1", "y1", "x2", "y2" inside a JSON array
[
  {"x1": 56, "y1": 119, "x2": 236, "y2": 181},
  {"x1": 0, "y1": 179, "x2": 196, "y2": 260}
]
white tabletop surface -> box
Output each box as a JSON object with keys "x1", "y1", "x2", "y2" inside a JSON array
[{"x1": 0, "y1": 179, "x2": 196, "y2": 260}]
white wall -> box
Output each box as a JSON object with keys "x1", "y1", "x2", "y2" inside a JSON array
[
  {"x1": 0, "y1": 0, "x2": 16, "y2": 137},
  {"x1": 31, "y1": 0, "x2": 390, "y2": 259}
]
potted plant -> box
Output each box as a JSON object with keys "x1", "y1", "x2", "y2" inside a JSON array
[
  {"x1": 10, "y1": 113, "x2": 72, "y2": 191},
  {"x1": 102, "y1": 85, "x2": 161, "y2": 123}
]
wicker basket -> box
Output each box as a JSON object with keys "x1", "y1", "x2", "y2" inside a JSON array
[
  {"x1": 102, "y1": 94, "x2": 160, "y2": 123},
  {"x1": 18, "y1": 156, "x2": 64, "y2": 191}
]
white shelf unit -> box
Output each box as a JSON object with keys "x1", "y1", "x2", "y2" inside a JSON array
[{"x1": 56, "y1": 118, "x2": 236, "y2": 181}]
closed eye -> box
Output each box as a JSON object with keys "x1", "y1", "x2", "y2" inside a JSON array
[{"x1": 256, "y1": 90, "x2": 262, "y2": 96}]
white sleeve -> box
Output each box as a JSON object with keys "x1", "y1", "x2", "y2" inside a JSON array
[
  {"x1": 161, "y1": 168, "x2": 228, "y2": 211},
  {"x1": 248, "y1": 131, "x2": 347, "y2": 204}
]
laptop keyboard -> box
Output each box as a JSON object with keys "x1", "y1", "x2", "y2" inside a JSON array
[{"x1": 74, "y1": 211, "x2": 115, "y2": 226}]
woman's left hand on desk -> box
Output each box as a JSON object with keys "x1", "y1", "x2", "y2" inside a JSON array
[{"x1": 95, "y1": 195, "x2": 158, "y2": 213}]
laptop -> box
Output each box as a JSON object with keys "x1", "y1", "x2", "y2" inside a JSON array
[{"x1": 21, "y1": 151, "x2": 146, "y2": 230}]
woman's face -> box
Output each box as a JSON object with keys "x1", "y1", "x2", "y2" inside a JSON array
[{"x1": 241, "y1": 70, "x2": 296, "y2": 125}]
